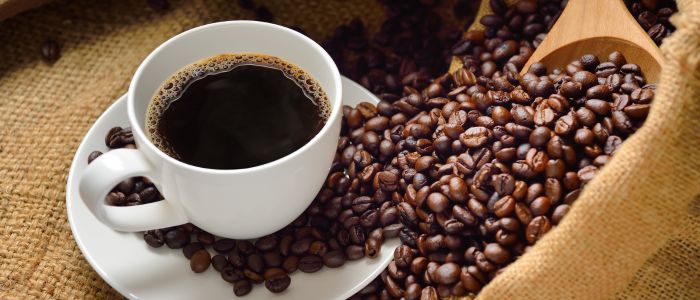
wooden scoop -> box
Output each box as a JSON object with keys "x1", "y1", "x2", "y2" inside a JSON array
[{"x1": 521, "y1": 0, "x2": 663, "y2": 82}]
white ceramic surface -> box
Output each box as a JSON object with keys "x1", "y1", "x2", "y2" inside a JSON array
[
  {"x1": 67, "y1": 76, "x2": 400, "y2": 300},
  {"x1": 79, "y1": 21, "x2": 344, "y2": 239}
]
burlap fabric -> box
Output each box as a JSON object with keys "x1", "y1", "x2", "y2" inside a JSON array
[{"x1": 0, "y1": 0, "x2": 698, "y2": 299}]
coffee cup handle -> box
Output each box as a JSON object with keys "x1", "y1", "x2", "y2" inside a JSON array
[{"x1": 79, "y1": 148, "x2": 189, "y2": 232}]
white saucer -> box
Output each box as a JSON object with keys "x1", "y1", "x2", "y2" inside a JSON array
[{"x1": 66, "y1": 76, "x2": 400, "y2": 300}]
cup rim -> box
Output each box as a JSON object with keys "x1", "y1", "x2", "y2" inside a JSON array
[{"x1": 127, "y1": 21, "x2": 343, "y2": 174}]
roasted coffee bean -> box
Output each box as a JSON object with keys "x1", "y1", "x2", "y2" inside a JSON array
[
  {"x1": 460, "y1": 127, "x2": 492, "y2": 148},
  {"x1": 183, "y1": 242, "x2": 204, "y2": 259},
  {"x1": 526, "y1": 216, "x2": 552, "y2": 244},
  {"x1": 40, "y1": 38, "x2": 61, "y2": 63},
  {"x1": 190, "y1": 250, "x2": 211, "y2": 273},
  {"x1": 87, "y1": 151, "x2": 102, "y2": 164},
  {"x1": 233, "y1": 280, "x2": 252, "y2": 296},
  {"x1": 346, "y1": 245, "x2": 365, "y2": 260},
  {"x1": 265, "y1": 274, "x2": 291, "y2": 293},
  {"x1": 434, "y1": 262, "x2": 460, "y2": 285},
  {"x1": 426, "y1": 193, "x2": 450, "y2": 213},
  {"x1": 323, "y1": 250, "x2": 347, "y2": 268},
  {"x1": 213, "y1": 238, "x2": 237, "y2": 253},
  {"x1": 255, "y1": 235, "x2": 278, "y2": 252},
  {"x1": 298, "y1": 255, "x2": 323, "y2": 273},
  {"x1": 144, "y1": 229, "x2": 165, "y2": 248},
  {"x1": 483, "y1": 243, "x2": 510, "y2": 264},
  {"x1": 282, "y1": 255, "x2": 299, "y2": 274},
  {"x1": 420, "y1": 286, "x2": 439, "y2": 300},
  {"x1": 165, "y1": 228, "x2": 189, "y2": 249},
  {"x1": 211, "y1": 254, "x2": 229, "y2": 272},
  {"x1": 394, "y1": 245, "x2": 415, "y2": 270}
]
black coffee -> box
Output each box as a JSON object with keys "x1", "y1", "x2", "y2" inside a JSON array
[{"x1": 146, "y1": 54, "x2": 330, "y2": 169}]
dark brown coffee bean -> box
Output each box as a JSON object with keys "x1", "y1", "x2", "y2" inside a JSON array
[
  {"x1": 346, "y1": 245, "x2": 365, "y2": 260},
  {"x1": 604, "y1": 135, "x2": 623, "y2": 155},
  {"x1": 459, "y1": 127, "x2": 492, "y2": 148},
  {"x1": 512, "y1": 160, "x2": 537, "y2": 179},
  {"x1": 623, "y1": 104, "x2": 650, "y2": 119},
  {"x1": 282, "y1": 255, "x2": 299, "y2": 274},
  {"x1": 183, "y1": 242, "x2": 204, "y2": 259},
  {"x1": 575, "y1": 107, "x2": 597, "y2": 127},
  {"x1": 234, "y1": 280, "x2": 252, "y2": 296},
  {"x1": 263, "y1": 252, "x2": 284, "y2": 267},
  {"x1": 254, "y1": 235, "x2": 278, "y2": 252},
  {"x1": 550, "y1": 204, "x2": 571, "y2": 225},
  {"x1": 165, "y1": 228, "x2": 189, "y2": 249},
  {"x1": 394, "y1": 245, "x2": 415, "y2": 270},
  {"x1": 87, "y1": 151, "x2": 102, "y2": 164},
  {"x1": 526, "y1": 216, "x2": 552, "y2": 244},
  {"x1": 491, "y1": 195, "x2": 515, "y2": 217},
  {"x1": 484, "y1": 243, "x2": 510, "y2": 264},
  {"x1": 383, "y1": 223, "x2": 404, "y2": 238},
  {"x1": 530, "y1": 196, "x2": 552, "y2": 216},
  {"x1": 213, "y1": 238, "x2": 236, "y2": 253},
  {"x1": 106, "y1": 192, "x2": 126, "y2": 206},
  {"x1": 434, "y1": 262, "x2": 460, "y2": 285},
  {"x1": 144, "y1": 230, "x2": 165, "y2": 248},
  {"x1": 291, "y1": 238, "x2": 312, "y2": 255},
  {"x1": 560, "y1": 81, "x2": 583, "y2": 98},
  {"x1": 574, "y1": 127, "x2": 595, "y2": 145},
  {"x1": 246, "y1": 253, "x2": 265, "y2": 274},
  {"x1": 210, "y1": 254, "x2": 229, "y2": 272},
  {"x1": 190, "y1": 250, "x2": 211, "y2": 273},
  {"x1": 427, "y1": 192, "x2": 450, "y2": 213},
  {"x1": 40, "y1": 38, "x2": 61, "y2": 63},
  {"x1": 529, "y1": 126, "x2": 551, "y2": 147},
  {"x1": 264, "y1": 274, "x2": 291, "y2": 293},
  {"x1": 349, "y1": 225, "x2": 366, "y2": 244},
  {"x1": 572, "y1": 71, "x2": 598, "y2": 89},
  {"x1": 585, "y1": 99, "x2": 611, "y2": 115},
  {"x1": 323, "y1": 250, "x2": 347, "y2": 268},
  {"x1": 298, "y1": 255, "x2": 323, "y2": 273},
  {"x1": 553, "y1": 113, "x2": 577, "y2": 136}
]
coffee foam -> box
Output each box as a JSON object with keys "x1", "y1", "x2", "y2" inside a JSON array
[{"x1": 145, "y1": 53, "x2": 331, "y2": 156}]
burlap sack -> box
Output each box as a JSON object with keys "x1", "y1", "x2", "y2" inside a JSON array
[
  {"x1": 0, "y1": 0, "x2": 697, "y2": 299},
  {"x1": 461, "y1": 0, "x2": 700, "y2": 299}
]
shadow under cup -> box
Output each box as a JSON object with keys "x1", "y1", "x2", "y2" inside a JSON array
[{"x1": 126, "y1": 21, "x2": 343, "y2": 239}]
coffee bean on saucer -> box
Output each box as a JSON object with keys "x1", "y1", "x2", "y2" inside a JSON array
[
  {"x1": 211, "y1": 254, "x2": 229, "y2": 272},
  {"x1": 213, "y1": 238, "x2": 236, "y2": 253},
  {"x1": 183, "y1": 242, "x2": 204, "y2": 259},
  {"x1": 234, "y1": 280, "x2": 252, "y2": 296},
  {"x1": 164, "y1": 227, "x2": 189, "y2": 249},
  {"x1": 265, "y1": 274, "x2": 291, "y2": 293},
  {"x1": 190, "y1": 250, "x2": 211, "y2": 273},
  {"x1": 298, "y1": 255, "x2": 323, "y2": 273},
  {"x1": 143, "y1": 230, "x2": 164, "y2": 248},
  {"x1": 87, "y1": 151, "x2": 102, "y2": 164}
]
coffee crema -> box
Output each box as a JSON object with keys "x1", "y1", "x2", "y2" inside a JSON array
[{"x1": 146, "y1": 53, "x2": 331, "y2": 169}]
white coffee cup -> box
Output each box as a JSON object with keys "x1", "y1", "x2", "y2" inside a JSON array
[{"x1": 79, "y1": 21, "x2": 342, "y2": 239}]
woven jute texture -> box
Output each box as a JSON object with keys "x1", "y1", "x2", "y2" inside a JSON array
[
  {"x1": 0, "y1": 0, "x2": 392, "y2": 298},
  {"x1": 472, "y1": 0, "x2": 700, "y2": 299},
  {"x1": 0, "y1": 0, "x2": 698, "y2": 299}
]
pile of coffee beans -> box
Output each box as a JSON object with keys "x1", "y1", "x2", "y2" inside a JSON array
[
  {"x1": 92, "y1": 50, "x2": 654, "y2": 298},
  {"x1": 452, "y1": 0, "x2": 566, "y2": 80},
  {"x1": 625, "y1": 0, "x2": 677, "y2": 45},
  {"x1": 94, "y1": 122, "x2": 402, "y2": 296},
  {"x1": 87, "y1": 1, "x2": 660, "y2": 298},
  {"x1": 321, "y1": 0, "x2": 479, "y2": 95},
  {"x1": 345, "y1": 50, "x2": 653, "y2": 299}
]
